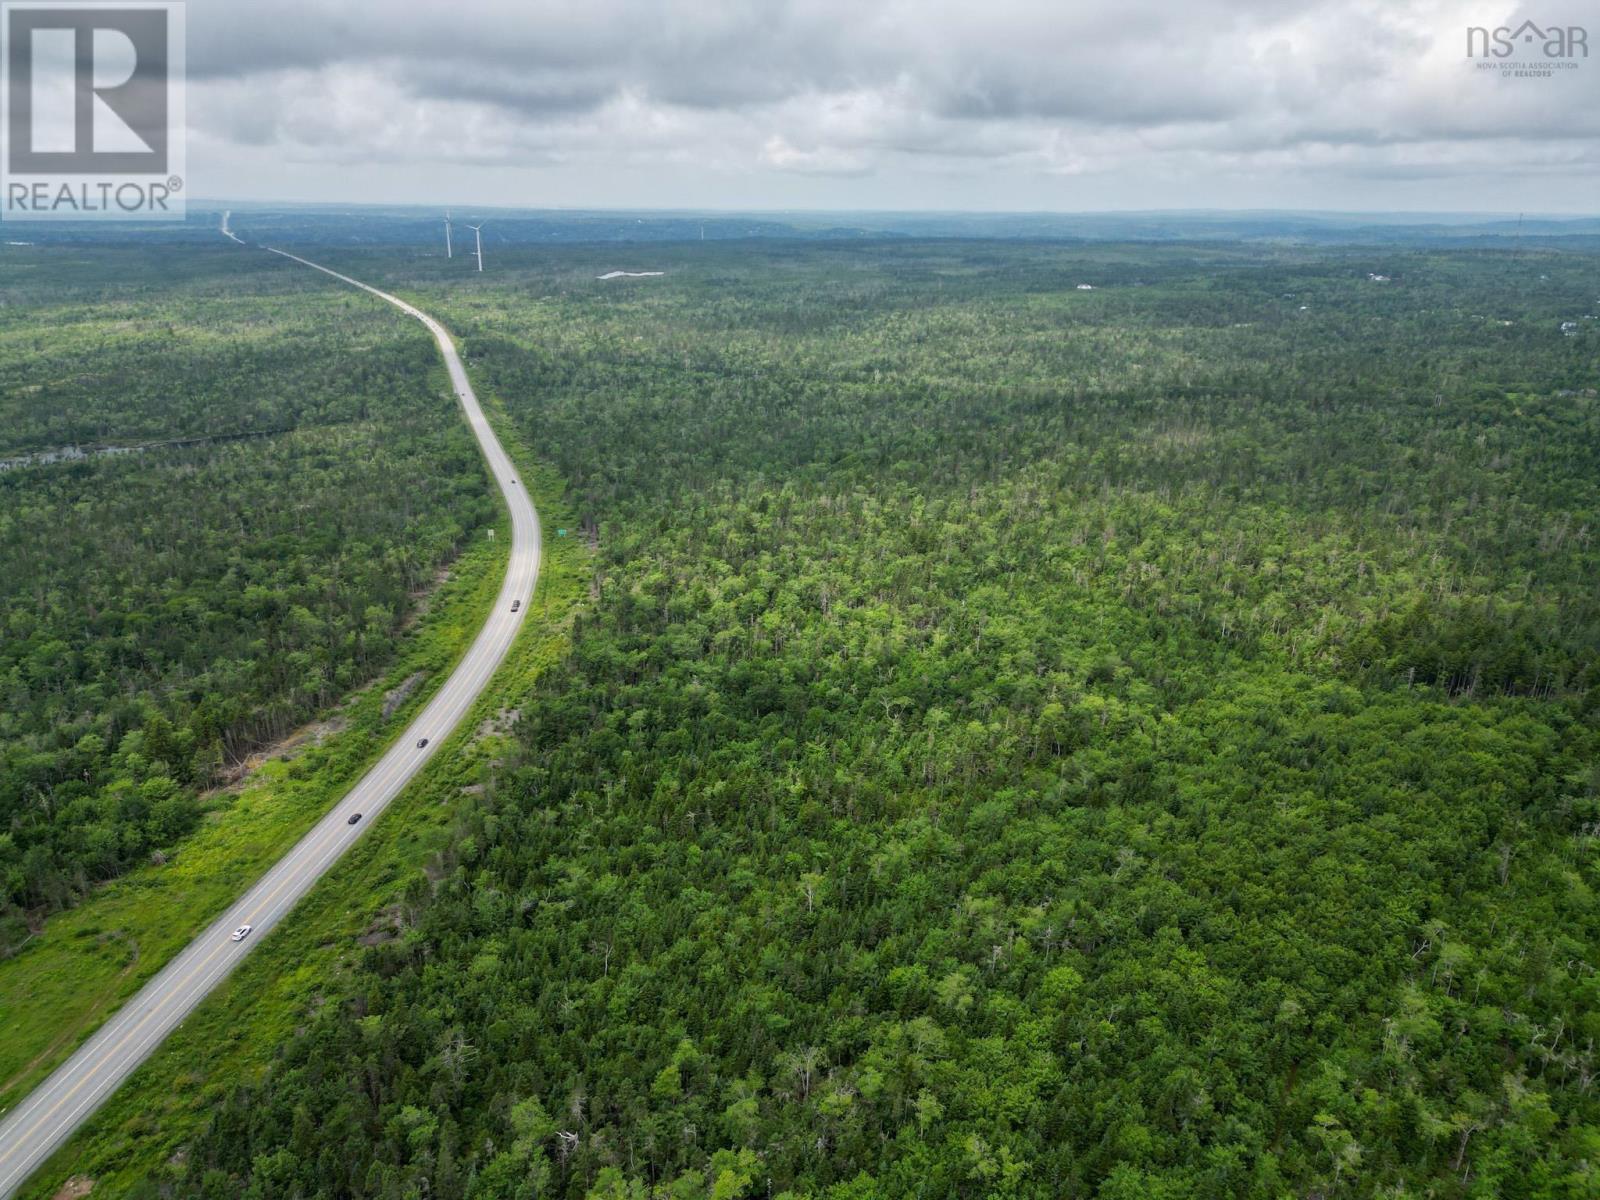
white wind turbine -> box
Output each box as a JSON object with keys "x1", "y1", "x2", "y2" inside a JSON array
[
  {"x1": 444, "y1": 211, "x2": 453, "y2": 258},
  {"x1": 466, "y1": 222, "x2": 485, "y2": 271}
]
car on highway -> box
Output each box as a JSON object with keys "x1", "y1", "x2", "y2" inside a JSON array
[
  {"x1": 0, "y1": 248, "x2": 550, "y2": 1197},
  {"x1": 512, "y1": 599, "x2": 521, "y2": 612},
  {"x1": 347, "y1": 813, "x2": 362, "y2": 825}
]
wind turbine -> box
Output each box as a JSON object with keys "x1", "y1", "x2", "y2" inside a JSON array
[
  {"x1": 466, "y1": 222, "x2": 485, "y2": 272},
  {"x1": 444, "y1": 211, "x2": 453, "y2": 258}
]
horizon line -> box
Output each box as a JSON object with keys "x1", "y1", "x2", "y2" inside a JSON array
[{"x1": 188, "y1": 201, "x2": 1600, "y2": 220}]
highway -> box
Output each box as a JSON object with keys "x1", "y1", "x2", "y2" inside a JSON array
[{"x1": 0, "y1": 238, "x2": 541, "y2": 1198}]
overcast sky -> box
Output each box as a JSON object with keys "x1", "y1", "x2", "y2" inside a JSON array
[{"x1": 183, "y1": 0, "x2": 1598, "y2": 212}]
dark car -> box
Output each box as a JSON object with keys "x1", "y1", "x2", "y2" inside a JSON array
[
  {"x1": 347, "y1": 813, "x2": 362, "y2": 825},
  {"x1": 417, "y1": 737, "x2": 429, "y2": 749},
  {"x1": 511, "y1": 599, "x2": 521, "y2": 612}
]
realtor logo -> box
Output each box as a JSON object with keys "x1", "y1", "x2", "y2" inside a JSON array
[
  {"x1": 1466, "y1": 20, "x2": 1587, "y2": 78},
  {"x1": 2, "y1": 1, "x2": 185, "y2": 220}
]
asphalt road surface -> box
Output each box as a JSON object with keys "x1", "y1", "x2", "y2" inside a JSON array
[{"x1": 0, "y1": 243, "x2": 541, "y2": 1198}]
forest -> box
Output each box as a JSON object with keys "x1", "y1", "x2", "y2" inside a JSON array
[
  {"x1": 141, "y1": 238, "x2": 1600, "y2": 1199},
  {"x1": 0, "y1": 246, "x2": 495, "y2": 948}
]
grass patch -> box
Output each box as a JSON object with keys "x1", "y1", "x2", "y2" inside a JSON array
[
  {"x1": 0, "y1": 477, "x2": 506, "y2": 1112},
  {"x1": 14, "y1": 387, "x2": 586, "y2": 1199}
]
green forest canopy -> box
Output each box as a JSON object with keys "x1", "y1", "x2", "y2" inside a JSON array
[
  {"x1": 167, "y1": 239, "x2": 1600, "y2": 1199},
  {"x1": 20, "y1": 237, "x2": 1600, "y2": 1199},
  {"x1": 0, "y1": 248, "x2": 495, "y2": 946}
]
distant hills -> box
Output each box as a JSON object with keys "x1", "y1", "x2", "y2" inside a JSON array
[{"x1": 12, "y1": 204, "x2": 1600, "y2": 248}]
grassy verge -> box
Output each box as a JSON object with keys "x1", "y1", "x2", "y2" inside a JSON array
[
  {"x1": 0, "y1": 334, "x2": 539, "y2": 1109},
  {"x1": 0, "y1": 476, "x2": 505, "y2": 1120},
  {"x1": 0, "y1": 504, "x2": 507, "y2": 1114},
  {"x1": 16, "y1": 393, "x2": 584, "y2": 1199}
]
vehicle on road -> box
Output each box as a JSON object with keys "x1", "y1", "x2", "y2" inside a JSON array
[
  {"x1": 512, "y1": 599, "x2": 521, "y2": 611},
  {"x1": 0, "y1": 242, "x2": 546, "y2": 1200},
  {"x1": 347, "y1": 813, "x2": 362, "y2": 825}
]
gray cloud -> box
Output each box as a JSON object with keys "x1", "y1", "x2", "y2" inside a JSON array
[{"x1": 180, "y1": 0, "x2": 1600, "y2": 210}]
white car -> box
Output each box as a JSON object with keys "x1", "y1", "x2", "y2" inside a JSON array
[{"x1": 230, "y1": 924, "x2": 252, "y2": 942}]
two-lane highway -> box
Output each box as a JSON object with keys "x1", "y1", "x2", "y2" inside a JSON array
[{"x1": 0, "y1": 240, "x2": 541, "y2": 1198}]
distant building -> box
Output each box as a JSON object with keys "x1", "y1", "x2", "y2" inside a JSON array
[
  {"x1": 1368, "y1": 273, "x2": 1390, "y2": 282},
  {"x1": 1076, "y1": 284, "x2": 1094, "y2": 290}
]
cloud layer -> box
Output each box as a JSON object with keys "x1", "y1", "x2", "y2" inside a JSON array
[{"x1": 183, "y1": 0, "x2": 1600, "y2": 209}]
